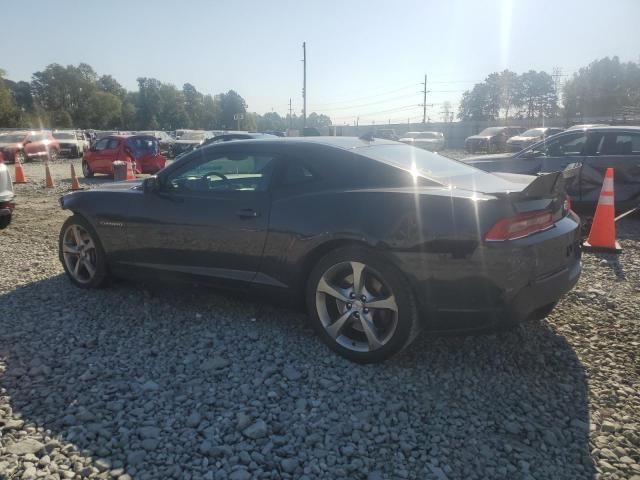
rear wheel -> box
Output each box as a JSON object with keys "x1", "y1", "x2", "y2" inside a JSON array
[
  {"x1": 59, "y1": 215, "x2": 109, "y2": 288},
  {"x1": 82, "y1": 161, "x2": 94, "y2": 178},
  {"x1": 306, "y1": 247, "x2": 420, "y2": 363},
  {"x1": 0, "y1": 215, "x2": 11, "y2": 229}
]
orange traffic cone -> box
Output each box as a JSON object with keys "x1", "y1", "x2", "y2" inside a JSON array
[
  {"x1": 583, "y1": 167, "x2": 621, "y2": 253},
  {"x1": 14, "y1": 158, "x2": 27, "y2": 184},
  {"x1": 44, "y1": 161, "x2": 55, "y2": 188},
  {"x1": 70, "y1": 163, "x2": 81, "y2": 190},
  {"x1": 126, "y1": 160, "x2": 136, "y2": 180}
]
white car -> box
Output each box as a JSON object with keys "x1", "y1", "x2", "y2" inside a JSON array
[
  {"x1": 399, "y1": 131, "x2": 445, "y2": 151},
  {"x1": 52, "y1": 130, "x2": 88, "y2": 158},
  {"x1": 0, "y1": 161, "x2": 15, "y2": 229}
]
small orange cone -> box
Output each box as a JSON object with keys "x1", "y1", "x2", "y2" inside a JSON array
[
  {"x1": 583, "y1": 167, "x2": 621, "y2": 253},
  {"x1": 126, "y1": 160, "x2": 136, "y2": 180},
  {"x1": 14, "y1": 158, "x2": 27, "y2": 184},
  {"x1": 70, "y1": 163, "x2": 81, "y2": 190},
  {"x1": 44, "y1": 161, "x2": 55, "y2": 188}
]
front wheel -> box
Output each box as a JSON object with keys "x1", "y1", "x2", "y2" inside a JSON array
[
  {"x1": 306, "y1": 247, "x2": 420, "y2": 363},
  {"x1": 59, "y1": 215, "x2": 109, "y2": 288}
]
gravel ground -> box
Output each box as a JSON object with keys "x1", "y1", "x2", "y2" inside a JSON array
[{"x1": 0, "y1": 159, "x2": 638, "y2": 479}]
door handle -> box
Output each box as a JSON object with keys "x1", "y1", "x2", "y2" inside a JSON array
[{"x1": 236, "y1": 208, "x2": 259, "y2": 218}]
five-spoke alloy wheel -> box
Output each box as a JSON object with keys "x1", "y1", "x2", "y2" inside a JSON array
[
  {"x1": 59, "y1": 215, "x2": 108, "y2": 288},
  {"x1": 307, "y1": 247, "x2": 419, "y2": 363}
]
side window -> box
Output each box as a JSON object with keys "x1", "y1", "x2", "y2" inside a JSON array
[
  {"x1": 280, "y1": 162, "x2": 316, "y2": 186},
  {"x1": 596, "y1": 133, "x2": 640, "y2": 156},
  {"x1": 166, "y1": 151, "x2": 277, "y2": 194},
  {"x1": 93, "y1": 138, "x2": 109, "y2": 151},
  {"x1": 528, "y1": 133, "x2": 587, "y2": 157},
  {"x1": 106, "y1": 139, "x2": 120, "y2": 150}
]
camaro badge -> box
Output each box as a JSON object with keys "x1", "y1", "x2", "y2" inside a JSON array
[{"x1": 99, "y1": 221, "x2": 124, "y2": 228}]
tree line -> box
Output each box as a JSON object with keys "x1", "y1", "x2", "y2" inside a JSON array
[
  {"x1": 0, "y1": 63, "x2": 332, "y2": 132},
  {"x1": 457, "y1": 56, "x2": 640, "y2": 122}
]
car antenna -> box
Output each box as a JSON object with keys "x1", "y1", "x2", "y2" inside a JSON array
[{"x1": 359, "y1": 132, "x2": 375, "y2": 142}]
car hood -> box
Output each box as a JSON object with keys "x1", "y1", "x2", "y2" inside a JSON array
[
  {"x1": 91, "y1": 179, "x2": 143, "y2": 191},
  {"x1": 464, "y1": 153, "x2": 514, "y2": 163},
  {"x1": 401, "y1": 138, "x2": 440, "y2": 143},
  {"x1": 507, "y1": 136, "x2": 537, "y2": 143},
  {"x1": 466, "y1": 135, "x2": 492, "y2": 141}
]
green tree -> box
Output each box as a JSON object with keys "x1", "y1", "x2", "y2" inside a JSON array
[
  {"x1": 516, "y1": 71, "x2": 556, "y2": 119},
  {"x1": 98, "y1": 75, "x2": 127, "y2": 99},
  {"x1": 218, "y1": 90, "x2": 247, "y2": 129},
  {"x1": 88, "y1": 91, "x2": 122, "y2": 129},
  {"x1": 0, "y1": 69, "x2": 21, "y2": 127},
  {"x1": 183, "y1": 83, "x2": 204, "y2": 128},
  {"x1": 563, "y1": 56, "x2": 640, "y2": 119},
  {"x1": 257, "y1": 112, "x2": 286, "y2": 131}
]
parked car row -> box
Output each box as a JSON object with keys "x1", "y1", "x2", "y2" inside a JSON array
[
  {"x1": 464, "y1": 125, "x2": 640, "y2": 213},
  {"x1": 0, "y1": 130, "x2": 60, "y2": 163}
]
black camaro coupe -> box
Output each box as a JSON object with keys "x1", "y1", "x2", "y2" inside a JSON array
[{"x1": 58, "y1": 137, "x2": 581, "y2": 362}]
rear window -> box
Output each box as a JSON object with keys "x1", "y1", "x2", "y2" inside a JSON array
[
  {"x1": 127, "y1": 137, "x2": 159, "y2": 155},
  {"x1": 358, "y1": 144, "x2": 491, "y2": 184}
]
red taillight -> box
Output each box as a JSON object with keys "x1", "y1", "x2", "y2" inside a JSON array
[
  {"x1": 485, "y1": 210, "x2": 554, "y2": 241},
  {"x1": 564, "y1": 196, "x2": 572, "y2": 212}
]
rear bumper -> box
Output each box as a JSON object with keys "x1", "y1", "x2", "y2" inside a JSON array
[
  {"x1": 396, "y1": 213, "x2": 582, "y2": 331},
  {"x1": 136, "y1": 158, "x2": 166, "y2": 174}
]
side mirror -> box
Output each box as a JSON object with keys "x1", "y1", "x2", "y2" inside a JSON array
[{"x1": 143, "y1": 176, "x2": 159, "y2": 193}]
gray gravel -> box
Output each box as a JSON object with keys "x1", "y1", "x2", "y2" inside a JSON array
[{"x1": 0, "y1": 162, "x2": 639, "y2": 479}]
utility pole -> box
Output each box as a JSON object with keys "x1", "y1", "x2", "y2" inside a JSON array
[
  {"x1": 420, "y1": 74, "x2": 433, "y2": 124},
  {"x1": 288, "y1": 98, "x2": 293, "y2": 130},
  {"x1": 422, "y1": 74, "x2": 427, "y2": 123},
  {"x1": 302, "y1": 42, "x2": 307, "y2": 128}
]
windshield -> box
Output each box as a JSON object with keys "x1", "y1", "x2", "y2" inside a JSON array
[
  {"x1": 181, "y1": 131, "x2": 206, "y2": 141},
  {"x1": 0, "y1": 133, "x2": 27, "y2": 143},
  {"x1": 478, "y1": 127, "x2": 504, "y2": 136},
  {"x1": 52, "y1": 132, "x2": 76, "y2": 140},
  {"x1": 521, "y1": 128, "x2": 545, "y2": 137},
  {"x1": 127, "y1": 137, "x2": 159, "y2": 156}
]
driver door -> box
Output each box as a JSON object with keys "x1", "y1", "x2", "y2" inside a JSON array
[{"x1": 124, "y1": 145, "x2": 278, "y2": 285}]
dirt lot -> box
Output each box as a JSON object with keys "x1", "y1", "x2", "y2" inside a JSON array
[{"x1": 0, "y1": 158, "x2": 639, "y2": 480}]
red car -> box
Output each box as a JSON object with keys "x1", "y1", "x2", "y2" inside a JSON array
[
  {"x1": 82, "y1": 135, "x2": 166, "y2": 178},
  {"x1": 0, "y1": 130, "x2": 60, "y2": 163}
]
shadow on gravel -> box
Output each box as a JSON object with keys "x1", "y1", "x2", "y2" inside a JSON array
[{"x1": 0, "y1": 275, "x2": 596, "y2": 479}]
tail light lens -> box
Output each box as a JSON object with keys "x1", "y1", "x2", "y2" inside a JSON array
[
  {"x1": 485, "y1": 210, "x2": 554, "y2": 241},
  {"x1": 564, "y1": 195, "x2": 572, "y2": 212}
]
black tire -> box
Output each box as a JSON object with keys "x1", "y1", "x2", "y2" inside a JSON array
[
  {"x1": 528, "y1": 302, "x2": 558, "y2": 321},
  {"x1": 82, "y1": 161, "x2": 94, "y2": 178},
  {"x1": 0, "y1": 215, "x2": 11, "y2": 229},
  {"x1": 59, "y1": 215, "x2": 109, "y2": 288},
  {"x1": 306, "y1": 246, "x2": 420, "y2": 363}
]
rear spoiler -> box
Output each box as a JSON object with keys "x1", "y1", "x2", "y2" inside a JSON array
[
  {"x1": 517, "y1": 163, "x2": 582, "y2": 199},
  {"x1": 489, "y1": 170, "x2": 569, "y2": 199}
]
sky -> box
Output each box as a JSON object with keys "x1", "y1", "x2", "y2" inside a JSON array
[{"x1": 2, "y1": 0, "x2": 639, "y2": 125}]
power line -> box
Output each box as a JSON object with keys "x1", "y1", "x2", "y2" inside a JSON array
[
  {"x1": 307, "y1": 83, "x2": 421, "y2": 108},
  {"x1": 312, "y1": 93, "x2": 419, "y2": 112}
]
